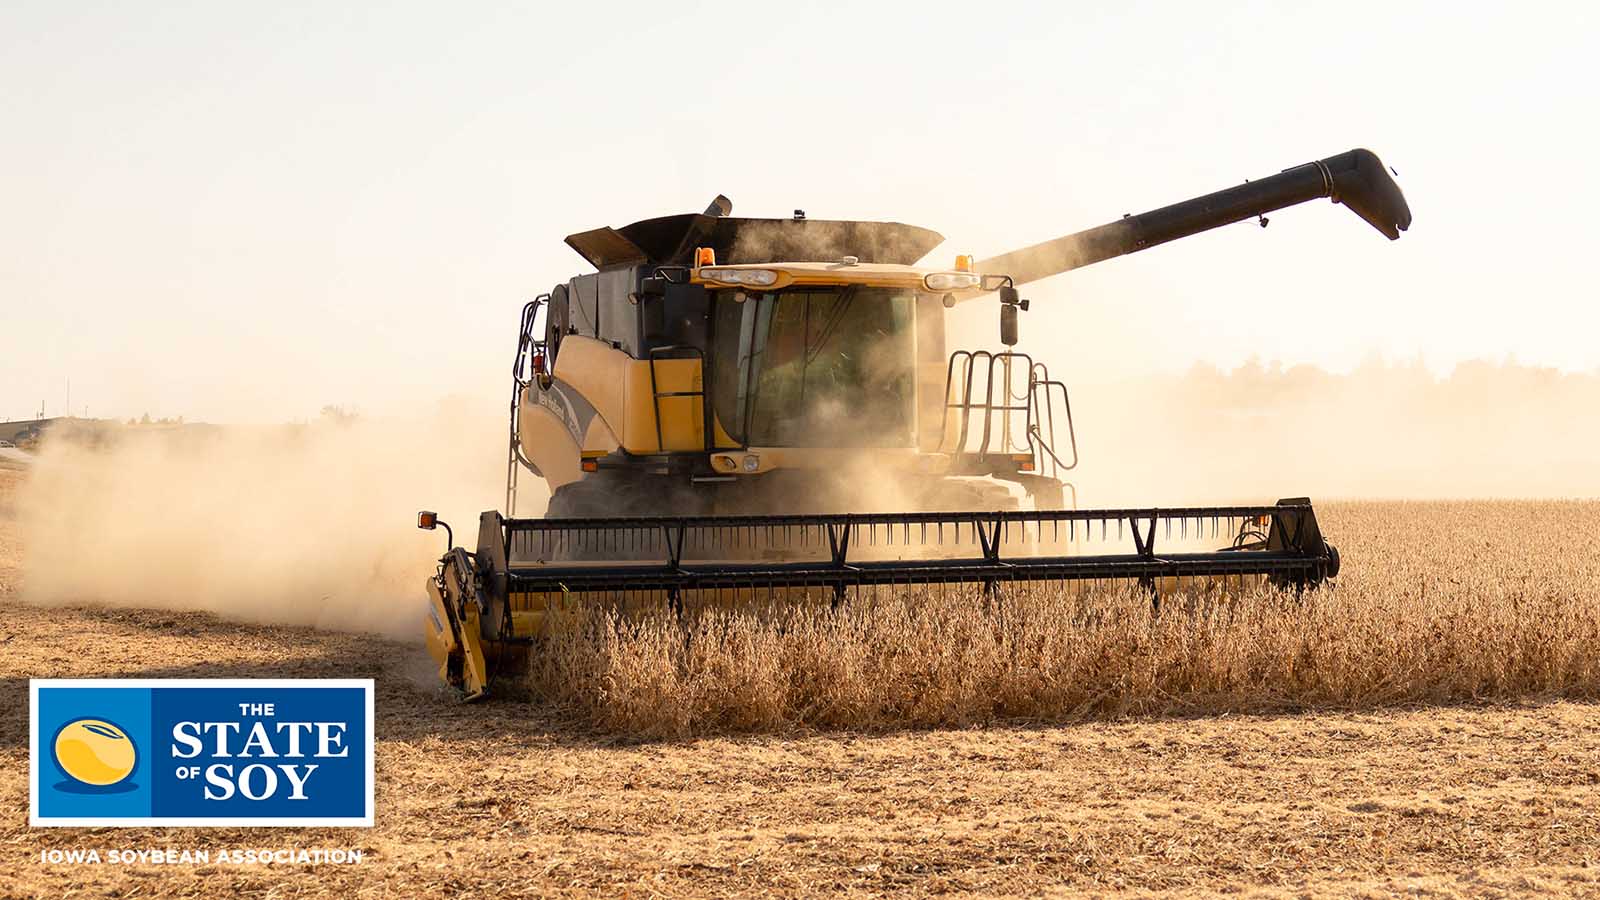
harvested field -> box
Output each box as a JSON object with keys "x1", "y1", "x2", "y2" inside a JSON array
[{"x1": 5, "y1": 466, "x2": 1600, "y2": 897}]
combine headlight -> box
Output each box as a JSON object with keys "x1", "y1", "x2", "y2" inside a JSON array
[
  {"x1": 701, "y1": 268, "x2": 779, "y2": 287},
  {"x1": 923, "y1": 272, "x2": 981, "y2": 292}
]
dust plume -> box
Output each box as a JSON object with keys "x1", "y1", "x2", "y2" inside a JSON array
[
  {"x1": 726, "y1": 220, "x2": 932, "y2": 265},
  {"x1": 1068, "y1": 358, "x2": 1600, "y2": 505},
  {"x1": 806, "y1": 354, "x2": 1600, "y2": 515},
  {"x1": 17, "y1": 406, "x2": 526, "y2": 637}
]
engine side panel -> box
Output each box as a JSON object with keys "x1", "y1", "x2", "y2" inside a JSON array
[
  {"x1": 543, "y1": 335, "x2": 735, "y2": 455},
  {"x1": 517, "y1": 384, "x2": 590, "y2": 490}
]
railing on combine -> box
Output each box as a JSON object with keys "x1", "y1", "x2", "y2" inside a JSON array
[
  {"x1": 939, "y1": 350, "x2": 1079, "y2": 502},
  {"x1": 505, "y1": 295, "x2": 550, "y2": 516},
  {"x1": 1022, "y1": 360, "x2": 1078, "y2": 482}
]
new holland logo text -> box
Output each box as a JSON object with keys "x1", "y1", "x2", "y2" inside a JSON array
[{"x1": 30, "y1": 679, "x2": 374, "y2": 827}]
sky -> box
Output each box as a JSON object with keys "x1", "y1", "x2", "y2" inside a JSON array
[{"x1": 2, "y1": 1, "x2": 1597, "y2": 424}]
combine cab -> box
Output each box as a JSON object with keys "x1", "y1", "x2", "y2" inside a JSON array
[{"x1": 423, "y1": 148, "x2": 1410, "y2": 700}]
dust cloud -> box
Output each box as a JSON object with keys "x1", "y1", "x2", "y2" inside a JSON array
[
  {"x1": 17, "y1": 405, "x2": 528, "y2": 638},
  {"x1": 13, "y1": 356, "x2": 1598, "y2": 640},
  {"x1": 726, "y1": 220, "x2": 932, "y2": 265},
  {"x1": 1069, "y1": 358, "x2": 1600, "y2": 505}
]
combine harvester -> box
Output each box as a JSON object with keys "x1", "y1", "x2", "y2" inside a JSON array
[{"x1": 421, "y1": 149, "x2": 1412, "y2": 699}]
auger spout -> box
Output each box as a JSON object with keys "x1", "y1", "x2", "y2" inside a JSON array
[{"x1": 976, "y1": 148, "x2": 1412, "y2": 288}]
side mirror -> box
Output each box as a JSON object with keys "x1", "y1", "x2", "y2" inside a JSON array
[
  {"x1": 999, "y1": 285, "x2": 1019, "y2": 305},
  {"x1": 1000, "y1": 303, "x2": 1018, "y2": 347}
]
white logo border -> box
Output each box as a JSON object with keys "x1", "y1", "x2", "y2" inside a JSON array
[{"x1": 29, "y1": 678, "x2": 375, "y2": 828}]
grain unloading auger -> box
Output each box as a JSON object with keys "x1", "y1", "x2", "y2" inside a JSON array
[{"x1": 422, "y1": 148, "x2": 1411, "y2": 700}]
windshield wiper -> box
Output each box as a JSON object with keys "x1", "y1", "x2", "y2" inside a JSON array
[{"x1": 804, "y1": 286, "x2": 858, "y2": 366}]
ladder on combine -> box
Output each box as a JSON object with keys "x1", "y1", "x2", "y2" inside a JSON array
[{"x1": 505, "y1": 296, "x2": 550, "y2": 516}]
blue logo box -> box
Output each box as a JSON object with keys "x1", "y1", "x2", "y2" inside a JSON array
[{"x1": 30, "y1": 679, "x2": 373, "y2": 827}]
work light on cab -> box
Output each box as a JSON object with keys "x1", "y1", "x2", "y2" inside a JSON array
[
  {"x1": 924, "y1": 271, "x2": 982, "y2": 292},
  {"x1": 700, "y1": 267, "x2": 779, "y2": 286}
]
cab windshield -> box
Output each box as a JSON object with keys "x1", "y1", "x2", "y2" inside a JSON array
[{"x1": 711, "y1": 286, "x2": 916, "y2": 447}]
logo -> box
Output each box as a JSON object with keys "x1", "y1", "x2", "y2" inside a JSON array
[
  {"x1": 534, "y1": 380, "x2": 597, "y2": 445},
  {"x1": 53, "y1": 718, "x2": 139, "y2": 790},
  {"x1": 31, "y1": 679, "x2": 373, "y2": 827}
]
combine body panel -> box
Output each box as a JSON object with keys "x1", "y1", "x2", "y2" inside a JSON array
[{"x1": 428, "y1": 148, "x2": 1412, "y2": 700}]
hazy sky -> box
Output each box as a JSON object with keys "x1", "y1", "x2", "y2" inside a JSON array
[{"x1": 3, "y1": 1, "x2": 1596, "y2": 423}]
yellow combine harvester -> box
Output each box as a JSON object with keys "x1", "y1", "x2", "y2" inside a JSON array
[{"x1": 421, "y1": 149, "x2": 1412, "y2": 699}]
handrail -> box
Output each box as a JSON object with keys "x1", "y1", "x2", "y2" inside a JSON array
[{"x1": 505, "y1": 295, "x2": 549, "y2": 515}]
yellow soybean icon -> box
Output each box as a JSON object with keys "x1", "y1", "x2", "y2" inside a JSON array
[{"x1": 54, "y1": 719, "x2": 137, "y2": 786}]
